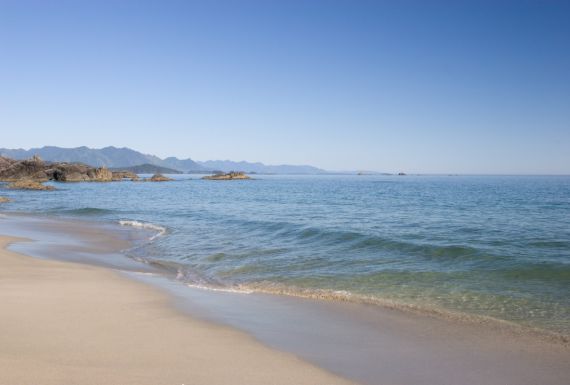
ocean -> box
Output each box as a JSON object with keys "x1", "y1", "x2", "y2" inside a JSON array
[{"x1": 1, "y1": 174, "x2": 569, "y2": 336}]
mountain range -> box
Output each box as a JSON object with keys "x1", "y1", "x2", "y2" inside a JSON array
[{"x1": 0, "y1": 146, "x2": 327, "y2": 174}]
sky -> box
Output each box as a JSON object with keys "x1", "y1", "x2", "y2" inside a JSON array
[{"x1": 0, "y1": 0, "x2": 569, "y2": 174}]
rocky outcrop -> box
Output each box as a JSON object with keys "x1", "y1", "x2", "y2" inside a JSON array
[
  {"x1": 7, "y1": 180, "x2": 55, "y2": 191},
  {"x1": 148, "y1": 173, "x2": 174, "y2": 182},
  {"x1": 111, "y1": 171, "x2": 139, "y2": 181},
  {"x1": 47, "y1": 163, "x2": 113, "y2": 182},
  {"x1": 0, "y1": 155, "x2": 49, "y2": 181},
  {"x1": 0, "y1": 156, "x2": 136, "y2": 183},
  {"x1": 202, "y1": 171, "x2": 251, "y2": 180}
]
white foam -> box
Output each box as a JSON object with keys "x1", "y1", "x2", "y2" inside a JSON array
[
  {"x1": 119, "y1": 220, "x2": 166, "y2": 240},
  {"x1": 186, "y1": 283, "x2": 253, "y2": 294},
  {"x1": 131, "y1": 271, "x2": 159, "y2": 276}
]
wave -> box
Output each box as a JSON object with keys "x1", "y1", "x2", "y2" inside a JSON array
[
  {"x1": 172, "y1": 265, "x2": 570, "y2": 344},
  {"x1": 186, "y1": 283, "x2": 254, "y2": 294},
  {"x1": 56, "y1": 207, "x2": 115, "y2": 216},
  {"x1": 224, "y1": 217, "x2": 499, "y2": 264},
  {"x1": 119, "y1": 220, "x2": 167, "y2": 240},
  {"x1": 118, "y1": 253, "x2": 569, "y2": 344}
]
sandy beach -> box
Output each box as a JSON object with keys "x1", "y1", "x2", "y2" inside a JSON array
[
  {"x1": 0, "y1": 235, "x2": 354, "y2": 385},
  {"x1": 0, "y1": 215, "x2": 569, "y2": 385}
]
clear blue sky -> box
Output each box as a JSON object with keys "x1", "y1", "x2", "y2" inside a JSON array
[{"x1": 1, "y1": 0, "x2": 568, "y2": 174}]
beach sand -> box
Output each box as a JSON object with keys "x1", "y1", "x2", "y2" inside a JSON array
[{"x1": 0, "y1": 235, "x2": 354, "y2": 385}]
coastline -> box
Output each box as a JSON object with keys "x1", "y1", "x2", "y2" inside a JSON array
[
  {"x1": 1, "y1": 213, "x2": 569, "y2": 385},
  {"x1": 0, "y1": 235, "x2": 354, "y2": 385}
]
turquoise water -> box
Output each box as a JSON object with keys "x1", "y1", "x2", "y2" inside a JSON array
[{"x1": 1, "y1": 175, "x2": 569, "y2": 335}]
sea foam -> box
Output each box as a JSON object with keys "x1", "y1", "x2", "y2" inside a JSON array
[{"x1": 119, "y1": 220, "x2": 166, "y2": 240}]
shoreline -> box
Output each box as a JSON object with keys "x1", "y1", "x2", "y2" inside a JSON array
[
  {"x1": 0, "y1": 234, "x2": 355, "y2": 385},
  {"x1": 1, "y1": 213, "x2": 569, "y2": 385},
  {"x1": 6, "y1": 211, "x2": 567, "y2": 344}
]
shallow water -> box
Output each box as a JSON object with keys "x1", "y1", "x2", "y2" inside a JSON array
[
  {"x1": 2, "y1": 214, "x2": 568, "y2": 385},
  {"x1": 1, "y1": 174, "x2": 569, "y2": 335}
]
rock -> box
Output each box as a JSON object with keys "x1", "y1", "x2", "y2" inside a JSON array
[
  {"x1": 90, "y1": 167, "x2": 113, "y2": 181},
  {"x1": 202, "y1": 171, "x2": 251, "y2": 180},
  {"x1": 7, "y1": 180, "x2": 55, "y2": 191},
  {"x1": 0, "y1": 156, "x2": 49, "y2": 181},
  {"x1": 0, "y1": 156, "x2": 133, "y2": 183},
  {"x1": 0, "y1": 157, "x2": 15, "y2": 170},
  {"x1": 49, "y1": 164, "x2": 113, "y2": 182},
  {"x1": 112, "y1": 171, "x2": 139, "y2": 181},
  {"x1": 148, "y1": 173, "x2": 174, "y2": 182},
  {"x1": 0, "y1": 196, "x2": 10, "y2": 203}
]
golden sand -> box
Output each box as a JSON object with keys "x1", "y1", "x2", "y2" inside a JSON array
[{"x1": 0, "y1": 236, "x2": 354, "y2": 385}]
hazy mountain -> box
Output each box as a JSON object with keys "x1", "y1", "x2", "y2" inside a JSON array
[
  {"x1": 161, "y1": 157, "x2": 208, "y2": 173},
  {"x1": 198, "y1": 160, "x2": 326, "y2": 174},
  {"x1": 110, "y1": 164, "x2": 182, "y2": 174},
  {"x1": 0, "y1": 146, "x2": 205, "y2": 171},
  {"x1": 0, "y1": 146, "x2": 327, "y2": 174},
  {"x1": 0, "y1": 146, "x2": 159, "y2": 168}
]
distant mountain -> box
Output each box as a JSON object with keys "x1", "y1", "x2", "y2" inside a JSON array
[
  {"x1": 161, "y1": 157, "x2": 209, "y2": 173},
  {"x1": 0, "y1": 146, "x2": 159, "y2": 168},
  {"x1": 0, "y1": 146, "x2": 328, "y2": 174},
  {"x1": 110, "y1": 163, "x2": 182, "y2": 174},
  {"x1": 197, "y1": 160, "x2": 326, "y2": 174},
  {"x1": 0, "y1": 146, "x2": 205, "y2": 172}
]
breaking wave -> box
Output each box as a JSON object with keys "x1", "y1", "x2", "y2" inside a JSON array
[{"x1": 119, "y1": 220, "x2": 167, "y2": 240}]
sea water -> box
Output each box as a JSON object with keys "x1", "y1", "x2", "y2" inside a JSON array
[{"x1": 1, "y1": 174, "x2": 569, "y2": 335}]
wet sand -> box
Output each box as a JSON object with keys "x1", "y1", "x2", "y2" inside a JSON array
[
  {"x1": 136, "y1": 273, "x2": 570, "y2": 385},
  {"x1": 0, "y1": 235, "x2": 354, "y2": 385}
]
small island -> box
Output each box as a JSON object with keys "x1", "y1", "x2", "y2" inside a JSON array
[
  {"x1": 202, "y1": 171, "x2": 251, "y2": 180},
  {"x1": 146, "y1": 173, "x2": 174, "y2": 182}
]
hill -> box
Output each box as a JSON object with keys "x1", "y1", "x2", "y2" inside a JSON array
[
  {"x1": 0, "y1": 146, "x2": 205, "y2": 172},
  {"x1": 111, "y1": 164, "x2": 182, "y2": 174},
  {"x1": 0, "y1": 146, "x2": 328, "y2": 174},
  {"x1": 197, "y1": 160, "x2": 325, "y2": 174}
]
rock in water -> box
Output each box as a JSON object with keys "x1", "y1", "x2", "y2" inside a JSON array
[
  {"x1": 0, "y1": 196, "x2": 10, "y2": 203},
  {"x1": 202, "y1": 171, "x2": 251, "y2": 180},
  {"x1": 49, "y1": 165, "x2": 113, "y2": 182},
  {"x1": 112, "y1": 171, "x2": 139, "y2": 181},
  {"x1": 149, "y1": 173, "x2": 174, "y2": 182},
  {"x1": 7, "y1": 180, "x2": 55, "y2": 191}
]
